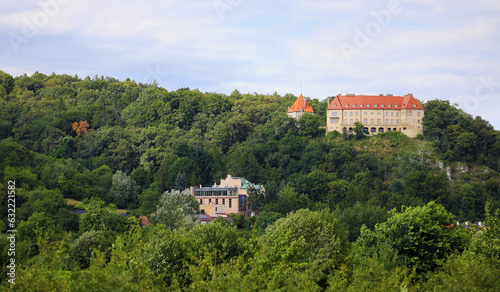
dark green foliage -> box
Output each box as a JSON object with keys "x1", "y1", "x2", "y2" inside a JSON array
[{"x1": 358, "y1": 201, "x2": 471, "y2": 274}]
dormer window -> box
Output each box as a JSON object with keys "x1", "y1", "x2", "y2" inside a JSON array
[
  {"x1": 345, "y1": 104, "x2": 349, "y2": 107},
  {"x1": 381, "y1": 104, "x2": 384, "y2": 107},
  {"x1": 395, "y1": 105, "x2": 399, "y2": 108},
  {"x1": 388, "y1": 105, "x2": 392, "y2": 108},
  {"x1": 352, "y1": 104, "x2": 356, "y2": 107},
  {"x1": 413, "y1": 104, "x2": 416, "y2": 107},
  {"x1": 360, "y1": 104, "x2": 363, "y2": 107},
  {"x1": 374, "y1": 104, "x2": 378, "y2": 107},
  {"x1": 333, "y1": 104, "x2": 337, "y2": 107},
  {"x1": 367, "y1": 104, "x2": 370, "y2": 107}
]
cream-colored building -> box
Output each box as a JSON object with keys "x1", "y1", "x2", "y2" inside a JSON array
[
  {"x1": 190, "y1": 174, "x2": 265, "y2": 217},
  {"x1": 326, "y1": 94, "x2": 424, "y2": 137}
]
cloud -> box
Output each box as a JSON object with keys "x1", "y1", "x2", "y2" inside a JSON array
[{"x1": 1, "y1": 0, "x2": 500, "y2": 128}]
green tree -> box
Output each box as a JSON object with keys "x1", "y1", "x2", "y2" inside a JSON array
[
  {"x1": 263, "y1": 208, "x2": 349, "y2": 287},
  {"x1": 358, "y1": 201, "x2": 470, "y2": 274},
  {"x1": 109, "y1": 170, "x2": 138, "y2": 209},
  {"x1": 154, "y1": 189, "x2": 200, "y2": 230}
]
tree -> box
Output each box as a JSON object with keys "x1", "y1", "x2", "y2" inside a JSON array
[
  {"x1": 72, "y1": 120, "x2": 94, "y2": 138},
  {"x1": 109, "y1": 170, "x2": 138, "y2": 209},
  {"x1": 79, "y1": 197, "x2": 109, "y2": 233},
  {"x1": 262, "y1": 208, "x2": 349, "y2": 287},
  {"x1": 357, "y1": 201, "x2": 470, "y2": 274},
  {"x1": 154, "y1": 189, "x2": 200, "y2": 230}
]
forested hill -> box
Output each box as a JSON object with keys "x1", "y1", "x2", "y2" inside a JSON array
[
  {"x1": 1, "y1": 70, "x2": 500, "y2": 220},
  {"x1": 1, "y1": 71, "x2": 500, "y2": 290}
]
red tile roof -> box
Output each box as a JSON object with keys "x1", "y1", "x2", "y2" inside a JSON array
[
  {"x1": 139, "y1": 216, "x2": 151, "y2": 226},
  {"x1": 327, "y1": 94, "x2": 424, "y2": 110},
  {"x1": 287, "y1": 94, "x2": 315, "y2": 113}
]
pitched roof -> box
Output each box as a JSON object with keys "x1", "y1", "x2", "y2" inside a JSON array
[
  {"x1": 287, "y1": 94, "x2": 315, "y2": 113},
  {"x1": 139, "y1": 216, "x2": 151, "y2": 226},
  {"x1": 327, "y1": 94, "x2": 424, "y2": 110}
]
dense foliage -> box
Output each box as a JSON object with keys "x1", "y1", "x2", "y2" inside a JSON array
[{"x1": 1, "y1": 70, "x2": 500, "y2": 290}]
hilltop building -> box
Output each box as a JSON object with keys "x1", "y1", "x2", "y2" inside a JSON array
[
  {"x1": 287, "y1": 94, "x2": 314, "y2": 119},
  {"x1": 326, "y1": 94, "x2": 424, "y2": 137},
  {"x1": 190, "y1": 174, "x2": 265, "y2": 217}
]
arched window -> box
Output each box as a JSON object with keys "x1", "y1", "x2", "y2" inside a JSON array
[
  {"x1": 371, "y1": 127, "x2": 376, "y2": 133},
  {"x1": 378, "y1": 127, "x2": 384, "y2": 133}
]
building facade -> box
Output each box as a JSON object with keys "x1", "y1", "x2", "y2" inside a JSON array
[
  {"x1": 326, "y1": 94, "x2": 424, "y2": 137},
  {"x1": 190, "y1": 174, "x2": 265, "y2": 217},
  {"x1": 287, "y1": 94, "x2": 315, "y2": 119}
]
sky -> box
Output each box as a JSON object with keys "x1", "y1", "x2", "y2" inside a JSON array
[{"x1": 2, "y1": 0, "x2": 500, "y2": 129}]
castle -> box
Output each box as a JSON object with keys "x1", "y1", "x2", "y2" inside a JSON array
[{"x1": 289, "y1": 93, "x2": 425, "y2": 138}]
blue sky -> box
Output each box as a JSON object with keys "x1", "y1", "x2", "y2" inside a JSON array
[{"x1": 2, "y1": 0, "x2": 500, "y2": 129}]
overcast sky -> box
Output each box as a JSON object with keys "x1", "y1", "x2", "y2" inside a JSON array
[{"x1": 2, "y1": 0, "x2": 500, "y2": 129}]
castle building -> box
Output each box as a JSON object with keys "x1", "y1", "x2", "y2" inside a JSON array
[
  {"x1": 190, "y1": 174, "x2": 265, "y2": 217},
  {"x1": 326, "y1": 94, "x2": 424, "y2": 137},
  {"x1": 287, "y1": 94, "x2": 315, "y2": 119}
]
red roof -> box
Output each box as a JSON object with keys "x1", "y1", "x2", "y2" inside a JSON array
[
  {"x1": 327, "y1": 94, "x2": 424, "y2": 110},
  {"x1": 287, "y1": 94, "x2": 315, "y2": 113},
  {"x1": 139, "y1": 216, "x2": 151, "y2": 226}
]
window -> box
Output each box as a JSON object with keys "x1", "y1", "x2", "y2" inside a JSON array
[
  {"x1": 395, "y1": 105, "x2": 399, "y2": 108},
  {"x1": 396, "y1": 113, "x2": 399, "y2": 117},
  {"x1": 360, "y1": 104, "x2": 364, "y2": 107},
  {"x1": 330, "y1": 118, "x2": 339, "y2": 124},
  {"x1": 333, "y1": 112, "x2": 337, "y2": 117},
  {"x1": 371, "y1": 112, "x2": 374, "y2": 115},
  {"x1": 413, "y1": 104, "x2": 416, "y2": 107},
  {"x1": 374, "y1": 104, "x2": 378, "y2": 107},
  {"x1": 371, "y1": 119, "x2": 374, "y2": 124},
  {"x1": 407, "y1": 111, "x2": 412, "y2": 116},
  {"x1": 229, "y1": 199, "x2": 232, "y2": 208},
  {"x1": 391, "y1": 112, "x2": 394, "y2": 117},
  {"x1": 355, "y1": 119, "x2": 359, "y2": 123},
  {"x1": 377, "y1": 119, "x2": 381, "y2": 124},
  {"x1": 209, "y1": 199, "x2": 212, "y2": 204},
  {"x1": 350, "y1": 119, "x2": 353, "y2": 125},
  {"x1": 353, "y1": 104, "x2": 356, "y2": 107},
  {"x1": 199, "y1": 199, "x2": 203, "y2": 204},
  {"x1": 222, "y1": 198, "x2": 225, "y2": 205},
  {"x1": 355, "y1": 112, "x2": 358, "y2": 116},
  {"x1": 367, "y1": 104, "x2": 371, "y2": 107},
  {"x1": 350, "y1": 112, "x2": 353, "y2": 117},
  {"x1": 386, "y1": 112, "x2": 389, "y2": 117},
  {"x1": 391, "y1": 119, "x2": 394, "y2": 124},
  {"x1": 216, "y1": 198, "x2": 218, "y2": 204},
  {"x1": 364, "y1": 119, "x2": 367, "y2": 124},
  {"x1": 418, "y1": 112, "x2": 421, "y2": 117},
  {"x1": 346, "y1": 104, "x2": 349, "y2": 107},
  {"x1": 397, "y1": 119, "x2": 399, "y2": 124},
  {"x1": 418, "y1": 119, "x2": 420, "y2": 123},
  {"x1": 333, "y1": 104, "x2": 337, "y2": 107},
  {"x1": 388, "y1": 105, "x2": 392, "y2": 108},
  {"x1": 381, "y1": 104, "x2": 384, "y2": 107},
  {"x1": 344, "y1": 119, "x2": 348, "y2": 124},
  {"x1": 386, "y1": 119, "x2": 389, "y2": 124}
]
